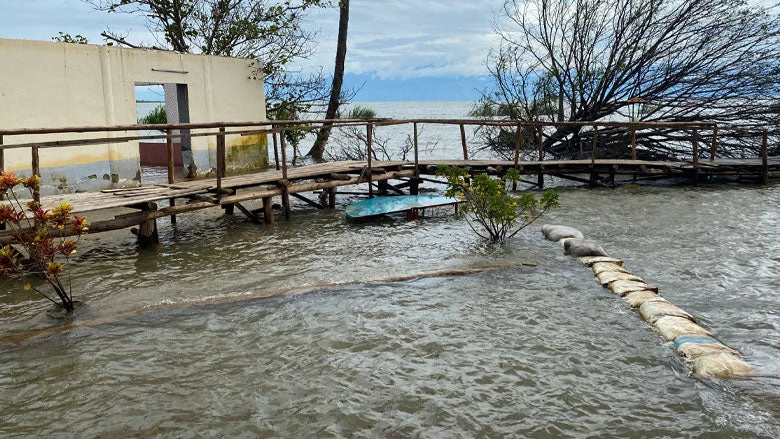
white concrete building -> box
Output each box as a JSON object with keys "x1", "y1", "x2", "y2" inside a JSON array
[{"x1": 0, "y1": 38, "x2": 268, "y2": 194}]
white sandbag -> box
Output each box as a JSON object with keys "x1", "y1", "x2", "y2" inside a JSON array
[
  {"x1": 652, "y1": 316, "x2": 712, "y2": 341},
  {"x1": 691, "y1": 352, "x2": 753, "y2": 379},
  {"x1": 640, "y1": 300, "x2": 694, "y2": 323},
  {"x1": 564, "y1": 239, "x2": 609, "y2": 257},
  {"x1": 579, "y1": 256, "x2": 623, "y2": 267},
  {"x1": 679, "y1": 344, "x2": 737, "y2": 359},
  {"x1": 541, "y1": 224, "x2": 584, "y2": 241},
  {"x1": 591, "y1": 262, "x2": 630, "y2": 276},
  {"x1": 609, "y1": 279, "x2": 658, "y2": 296},
  {"x1": 623, "y1": 290, "x2": 660, "y2": 308},
  {"x1": 596, "y1": 270, "x2": 644, "y2": 286}
]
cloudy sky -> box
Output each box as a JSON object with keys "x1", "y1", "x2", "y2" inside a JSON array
[{"x1": 1, "y1": 0, "x2": 507, "y2": 101}]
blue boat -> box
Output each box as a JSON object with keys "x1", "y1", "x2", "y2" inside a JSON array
[{"x1": 345, "y1": 195, "x2": 460, "y2": 220}]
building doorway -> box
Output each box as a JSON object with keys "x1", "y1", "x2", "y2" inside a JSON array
[{"x1": 135, "y1": 83, "x2": 192, "y2": 182}]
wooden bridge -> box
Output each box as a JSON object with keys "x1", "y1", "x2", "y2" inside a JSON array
[{"x1": 0, "y1": 118, "x2": 777, "y2": 244}]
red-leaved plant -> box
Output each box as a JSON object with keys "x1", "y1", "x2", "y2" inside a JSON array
[{"x1": 0, "y1": 171, "x2": 88, "y2": 313}]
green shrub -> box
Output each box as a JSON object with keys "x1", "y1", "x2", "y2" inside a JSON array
[
  {"x1": 343, "y1": 105, "x2": 376, "y2": 119},
  {"x1": 437, "y1": 165, "x2": 559, "y2": 242},
  {"x1": 138, "y1": 105, "x2": 167, "y2": 125}
]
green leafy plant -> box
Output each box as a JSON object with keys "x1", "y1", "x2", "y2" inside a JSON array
[
  {"x1": 138, "y1": 105, "x2": 167, "y2": 125},
  {"x1": 269, "y1": 103, "x2": 309, "y2": 148},
  {"x1": 343, "y1": 105, "x2": 376, "y2": 119},
  {"x1": 437, "y1": 165, "x2": 559, "y2": 242},
  {"x1": 0, "y1": 172, "x2": 88, "y2": 313},
  {"x1": 52, "y1": 32, "x2": 89, "y2": 44}
]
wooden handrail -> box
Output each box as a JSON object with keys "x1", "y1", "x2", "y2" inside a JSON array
[{"x1": 0, "y1": 118, "x2": 392, "y2": 137}]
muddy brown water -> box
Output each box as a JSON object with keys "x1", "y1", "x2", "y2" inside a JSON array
[{"x1": 1, "y1": 182, "x2": 778, "y2": 437}]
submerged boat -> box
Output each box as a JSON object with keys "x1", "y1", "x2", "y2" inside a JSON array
[{"x1": 345, "y1": 195, "x2": 460, "y2": 221}]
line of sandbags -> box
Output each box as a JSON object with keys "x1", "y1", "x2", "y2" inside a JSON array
[{"x1": 541, "y1": 224, "x2": 753, "y2": 380}]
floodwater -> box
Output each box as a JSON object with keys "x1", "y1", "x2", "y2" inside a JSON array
[{"x1": 1, "y1": 181, "x2": 778, "y2": 437}]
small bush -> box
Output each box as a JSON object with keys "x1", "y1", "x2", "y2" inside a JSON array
[
  {"x1": 0, "y1": 172, "x2": 88, "y2": 313},
  {"x1": 138, "y1": 105, "x2": 167, "y2": 125},
  {"x1": 437, "y1": 165, "x2": 559, "y2": 242},
  {"x1": 343, "y1": 105, "x2": 376, "y2": 119}
]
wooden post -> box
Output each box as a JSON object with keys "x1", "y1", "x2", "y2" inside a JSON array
[
  {"x1": 413, "y1": 122, "x2": 419, "y2": 177},
  {"x1": 31, "y1": 145, "x2": 40, "y2": 204},
  {"x1": 133, "y1": 202, "x2": 159, "y2": 246},
  {"x1": 513, "y1": 124, "x2": 522, "y2": 191},
  {"x1": 410, "y1": 178, "x2": 420, "y2": 195},
  {"x1": 537, "y1": 126, "x2": 544, "y2": 189},
  {"x1": 630, "y1": 127, "x2": 637, "y2": 160},
  {"x1": 279, "y1": 132, "x2": 290, "y2": 219},
  {"x1": 262, "y1": 196, "x2": 274, "y2": 224},
  {"x1": 460, "y1": 123, "x2": 468, "y2": 160},
  {"x1": 710, "y1": 127, "x2": 718, "y2": 160},
  {"x1": 216, "y1": 127, "x2": 226, "y2": 196},
  {"x1": 328, "y1": 188, "x2": 337, "y2": 209},
  {"x1": 590, "y1": 126, "x2": 599, "y2": 187},
  {"x1": 272, "y1": 129, "x2": 280, "y2": 171},
  {"x1": 367, "y1": 123, "x2": 374, "y2": 198},
  {"x1": 692, "y1": 129, "x2": 699, "y2": 186},
  {"x1": 762, "y1": 129, "x2": 769, "y2": 186},
  {"x1": 279, "y1": 130, "x2": 288, "y2": 180},
  {"x1": 166, "y1": 128, "x2": 177, "y2": 225},
  {"x1": 166, "y1": 128, "x2": 175, "y2": 184}
]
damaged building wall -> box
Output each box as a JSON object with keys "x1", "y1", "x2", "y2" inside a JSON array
[{"x1": 0, "y1": 38, "x2": 267, "y2": 194}]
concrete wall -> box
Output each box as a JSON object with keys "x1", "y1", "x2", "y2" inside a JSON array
[{"x1": 0, "y1": 38, "x2": 267, "y2": 194}]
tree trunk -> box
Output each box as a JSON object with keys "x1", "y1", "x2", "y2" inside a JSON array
[{"x1": 308, "y1": 0, "x2": 350, "y2": 160}]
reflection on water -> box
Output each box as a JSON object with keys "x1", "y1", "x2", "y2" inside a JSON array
[{"x1": 1, "y1": 183, "x2": 778, "y2": 437}]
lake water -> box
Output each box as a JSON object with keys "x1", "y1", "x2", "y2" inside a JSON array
[{"x1": 1, "y1": 102, "x2": 778, "y2": 437}]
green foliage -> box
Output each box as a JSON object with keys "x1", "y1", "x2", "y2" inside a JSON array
[
  {"x1": 437, "y1": 165, "x2": 559, "y2": 242},
  {"x1": 52, "y1": 32, "x2": 89, "y2": 44},
  {"x1": 468, "y1": 102, "x2": 515, "y2": 118},
  {"x1": 343, "y1": 105, "x2": 376, "y2": 119},
  {"x1": 138, "y1": 105, "x2": 168, "y2": 125},
  {"x1": 269, "y1": 103, "x2": 308, "y2": 147},
  {"x1": 0, "y1": 172, "x2": 89, "y2": 313}
]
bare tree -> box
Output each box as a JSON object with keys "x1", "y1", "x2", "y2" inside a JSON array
[
  {"x1": 478, "y1": 0, "x2": 780, "y2": 160},
  {"x1": 309, "y1": 0, "x2": 350, "y2": 160},
  {"x1": 88, "y1": 0, "x2": 330, "y2": 117}
]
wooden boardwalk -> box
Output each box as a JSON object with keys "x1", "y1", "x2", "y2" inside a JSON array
[
  {"x1": 2, "y1": 155, "x2": 772, "y2": 244},
  {"x1": 1, "y1": 117, "x2": 776, "y2": 243}
]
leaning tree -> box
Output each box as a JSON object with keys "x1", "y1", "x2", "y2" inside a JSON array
[{"x1": 477, "y1": 0, "x2": 780, "y2": 160}]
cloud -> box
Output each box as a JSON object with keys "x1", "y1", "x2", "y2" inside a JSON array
[
  {"x1": 304, "y1": 0, "x2": 504, "y2": 79},
  {"x1": 1, "y1": 0, "x2": 504, "y2": 80}
]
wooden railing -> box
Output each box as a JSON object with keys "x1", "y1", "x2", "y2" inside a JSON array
[{"x1": 0, "y1": 118, "x2": 775, "y2": 201}]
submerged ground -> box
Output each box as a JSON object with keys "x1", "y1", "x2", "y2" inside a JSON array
[{"x1": 0, "y1": 182, "x2": 778, "y2": 437}]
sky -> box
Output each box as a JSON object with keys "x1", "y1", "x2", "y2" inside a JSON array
[{"x1": 0, "y1": 0, "x2": 507, "y2": 101}]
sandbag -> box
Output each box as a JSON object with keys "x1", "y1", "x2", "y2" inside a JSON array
[
  {"x1": 564, "y1": 239, "x2": 609, "y2": 257},
  {"x1": 639, "y1": 300, "x2": 694, "y2": 323},
  {"x1": 591, "y1": 262, "x2": 630, "y2": 276},
  {"x1": 623, "y1": 290, "x2": 660, "y2": 308},
  {"x1": 609, "y1": 279, "x2": 658, "y2": 296},
  {"x1": 596, "y1": 270, "x2": 644, "y2": 286},
  {"x1": 674, "y1": 335, "x2": 738, "y2": 359},
  {"x1": 691, "y1": 352, "x2": 753, "y2": 379},
  {"x1": 579, "y1": 256, "x2": 623, "y2": 267},
  {"x1": 653, "y1": 316, "x2": 712, "y2": 341},
  {"x1": 541, "y1": 224, "x2": 584, "y2": 242}
]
